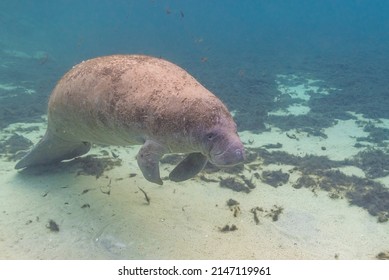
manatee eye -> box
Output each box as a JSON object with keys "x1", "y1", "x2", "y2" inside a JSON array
[{"x1": 206, "y1": 132, "x2": 216, "y2": 141}]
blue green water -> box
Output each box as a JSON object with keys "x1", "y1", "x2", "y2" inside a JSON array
[
  {"x1": 1, "y1": 0, "x2": 389, "y2": 259},
  {"x1": 2, "y1": 0, "x2": 389, "y2": 127}
]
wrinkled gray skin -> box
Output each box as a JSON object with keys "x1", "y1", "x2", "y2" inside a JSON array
[{"x1": 15, "y1": 55, "x2": 245, "y2": 185}]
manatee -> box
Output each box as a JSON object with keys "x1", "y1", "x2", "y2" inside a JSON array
[{"x1": 15, "y1": 55, "x2": 245, "y2": 184}]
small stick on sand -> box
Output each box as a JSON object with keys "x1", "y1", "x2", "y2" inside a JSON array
[{"x1": 138, "y1": 187, "x2": 150, "y2": 205}]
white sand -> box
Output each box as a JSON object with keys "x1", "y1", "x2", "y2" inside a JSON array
[
  {"x1": 0, "y1": 117, "x2": 388, "y2": 260},
  {"x1": 241, "y1": 118, "x2": 369, "y2": 161}
]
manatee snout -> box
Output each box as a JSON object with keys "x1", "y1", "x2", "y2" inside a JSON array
[{"x1": 210, "y1": 136, "x2": 245, "y2": 167}]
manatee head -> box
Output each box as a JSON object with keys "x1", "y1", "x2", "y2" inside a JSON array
[{"x1": 200, "y1": 120, "x2": 245, "y2": 167}]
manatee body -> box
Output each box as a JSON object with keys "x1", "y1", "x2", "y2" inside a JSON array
[{"x1": 15, "y1": 55, "x2": 245, "y2": 184}]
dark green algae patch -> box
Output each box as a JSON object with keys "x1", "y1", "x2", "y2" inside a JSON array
[
  {"x1": 161, "y1": 145, "x2": 389, "y2": 223},
  {"x1": 244, "y1": 147, "x2": 389, "y2": 223}
]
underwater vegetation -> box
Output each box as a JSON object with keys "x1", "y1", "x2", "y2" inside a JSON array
[
  {"x1": 245, "y1": 147, "x2": 389, "y2": 223},
  {"x1": 376, "y1": 251, "x2": 389, "y2": 260},
  {"x1": 260, "y1": 170, "x2": 290, "y2": 188},
  {"x1": 0, "y1": 133, "x2": 32, "y2": 161},
  {"x1": 267, "y1": 113, "x2": 336, "y2": 136},
  {"x1": 219, "y1": 224, "x2": 238, "y2": 233},
  {"x1": 293, "y1": 175, "x2": 316, "y2": 189},
  {"x1": 357, "y1": 122, "x2": 389, "y2": 146},
  {"x1": 351, "y1": 149, "x2": 389, "y2": 179},
  {"x1": 46, "y1": 219, "x2": 59, "y2": 232},
  {"x1": 219, "y1": 177, "x2": 251, "y2": 193},
  {"x1": 250, "y1": 205, "x2": 284, "y2": 224},
  {"x1": 73, "y1": 155, "x2": 122, "y2": 178},
  {"x1": 266, "y1": 205, "x2": 284, "y2": 222},
  {"x1": 226, "y1": 198, "x2": 240, "y2": 218}
]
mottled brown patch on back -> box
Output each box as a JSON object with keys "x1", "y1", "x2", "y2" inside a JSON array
[{"x1": 48, "y1": 54, "x2": 237, "y2": 149}]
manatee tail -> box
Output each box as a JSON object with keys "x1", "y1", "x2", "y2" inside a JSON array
[{"x1": 15, "y1": 131, "x2": 91, "y2": 169}]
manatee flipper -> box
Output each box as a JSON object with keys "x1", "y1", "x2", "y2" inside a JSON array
[
  {"x1": 15, "y1": 131, "x2": 91, "y2": 169},
  {"x1": 136, "y1": 140, "x2": 167, "y2": 185},
  {"x1": 169, "y1": 153, "x2": 208, "y2": 182}
]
